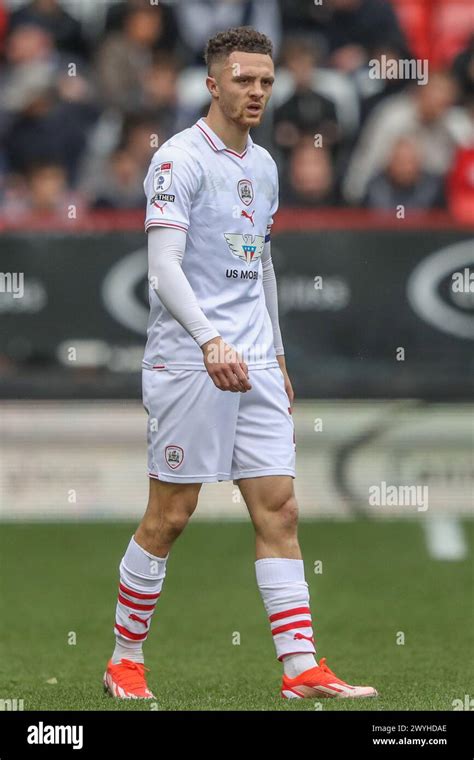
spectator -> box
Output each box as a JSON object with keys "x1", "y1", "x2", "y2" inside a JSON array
[
  {"x1": 55, "y1": 65, "x2": 97, "y2": 109},
  {"x1": 8, "y1": 0, "x2": 88, "y2": 59},
  {"x1": 328, "y1": 0, "x2": 407, "y2": 72},
  {"x1": 273, "y1": 36, "x2": 340, "y2": 155},
  {"x1": 121, "y1": 113, "x2": 159, "y2": 171},
  {"x1": 363, "y1": 136, "x2": 445, "y2": 210},
  {"x1": 282, "y1": 137, "x2": 336, "y2": 206},
  {"x1": 279, "y1": 0, "x2": 328, "y2": 38},
  {"x1": 95, "y1": 6, "x2": 168, "y2": 112},
  {"x1": 26, "y1": 161, "x2": 77, "y2": 212},
  {"x1": 452, "y1": 36, "x2": 474, "y2": 107},
  {"x1": 103, "y1": 0, "x2": 178, "y2": 50},
  {"x1": 0, "y1": 23, "x2": 73, "y2": 129},
  {"x1": 142, "y1": 51, "x2": 194, "y2": 139},
  {"x1": 1, "y1": 57, "x2": 55, "y2": 137},
  {"x1": 173, "y1": 0, "x2": 281, "y2": 64},
  {"x1": 2, "y1": 65, "x2": 97, "y2": 185},
  {"x1": 343, "y1": 71, "x2": 472, "y2": 204},
  {"x1": 79, "y1": 112, "x2": 164, "y2": 203},
  {"x1": 0, "y1": 3, "x2": 470, "y2": 215},
  {"x1": 356, "y1": 41, "x2": 413, "y2": 125},
  {"x1": 2, "y1": 22, "x2": 57, "y2": 67},
  {"x1": 281, "y1": 0, "x2": 407, "y2": 72},
  {"x1": 2, "y1": 160, "x2": 83, "y2": 219},
  {"x1": 91, "y1": 147, "x2": 146, "y2": 209}
]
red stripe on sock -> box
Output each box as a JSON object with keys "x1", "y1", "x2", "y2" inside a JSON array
[
  {"x1": 278, "y1": 650, "x2": 315, "y2": 662},
  {"x1": 118, "y1": 593, "x2": 156, "y2": 611},
  {"x1": 119, "y1": 582, "x2": 160, "y2": 600},
  {"x1": 269, "y1": 606, "x2": 311, "y2": 623},
  {"x1": 114, "y1": 623, "x2": 149, "y2": 641},
  {"x1": 271, "y1": 620, "x2": 313, "y2": 636}
]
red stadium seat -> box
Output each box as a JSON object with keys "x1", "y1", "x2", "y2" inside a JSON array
[
  {"x1": 391, "y1": 0, "x2": 430, "y2": 60},
  {"x1": 0, "y1": 1, "x2": 7, "y2": 55},
  {"x1": 432, "y1": 0, "x2": 474, "y2": 67},
  {"x1": 392, "y1": 0, "x2": 474, "y2": 66},
  {"x1": 447, "y1": 145, "x2": 474, "y2": 224}
]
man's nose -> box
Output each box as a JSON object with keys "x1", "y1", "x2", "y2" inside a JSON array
[{"x1": 249, "y1": 81, "x2": 264, "y2": 98}]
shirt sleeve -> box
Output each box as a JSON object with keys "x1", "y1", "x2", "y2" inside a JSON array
[
  {"x1": 143, "y1": 146, "x2": 200, "y2": 234},
  {"x1": 261, "y1": 240, "x2": 284, "y2": 356},
  {"x1": 266, "y1": 160, "x2": 279, "y2": 243},
  {"x1": 148, "y1": 226, "x2": 221, "y2": 347}
]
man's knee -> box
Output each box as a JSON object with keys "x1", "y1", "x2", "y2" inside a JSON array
[
  {"x1": 163, "y1": 508, "x2": 192, "y2": 538},
  {"x1": 276, "y1": 494, "x2": 299, "y2": 531},
  {"x1": 254, "y1": 491, "x2": 299, "y2": 533},
  {"x1": 143, "y1": 481, "x2": 200, "y2": 539}
]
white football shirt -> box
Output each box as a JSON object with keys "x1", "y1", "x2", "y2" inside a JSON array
[{"x1": 142, "y1": 117, "x2": 280, "y2": 370}]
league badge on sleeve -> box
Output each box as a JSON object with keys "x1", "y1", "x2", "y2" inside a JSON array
[
  {"x1": 238, "y1": 179, "x2": 254, "y2": 206},
  {"x1": 153, "y1": 162, "x2": 173, "y2": 193}
]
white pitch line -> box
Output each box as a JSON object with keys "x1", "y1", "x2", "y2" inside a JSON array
[{"x1": 423, "y1": 516, "x2": 468, "y2": 561}]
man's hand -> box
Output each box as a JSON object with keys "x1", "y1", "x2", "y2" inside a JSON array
[
  {"x1": 277, "y1": 354, "x2": 294, "y2": 410},
  {"x1": 201, "y1": 336, "x2": 252, "y2": 392}
]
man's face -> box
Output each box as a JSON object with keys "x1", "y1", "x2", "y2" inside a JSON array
[{"x1": 207, "y1": 51, "x2": 274, "y2": 128}]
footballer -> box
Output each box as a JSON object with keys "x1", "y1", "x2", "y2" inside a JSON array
[{"x1": 103, "y1": 26, "x2": 378, "y2": 701}]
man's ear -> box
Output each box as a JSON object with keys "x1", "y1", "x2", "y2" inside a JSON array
[{"x1": 206, "y1": 75, "x2": 219, "y2": 99}]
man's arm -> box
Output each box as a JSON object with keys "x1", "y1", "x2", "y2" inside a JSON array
[
  {"x1": 261, "y1": 240, "x2": 284, "y2": 355},
  {"x1": 147, "y1": 226, "x2": 219, "y2": 347},
  {"x1": 261, "y1": 240, "x2": 294, "y2": 407}
]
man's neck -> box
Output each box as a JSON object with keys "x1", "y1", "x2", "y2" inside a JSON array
[{"x1": 203, "y1": 108, "x2": 249, "y2": 154}]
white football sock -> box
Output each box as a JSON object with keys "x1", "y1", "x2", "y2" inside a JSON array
[
  {"x1": 283, "y1": 653, "x2": 318, "y2": 678},
  {"x1": 111, "y1": 535, "x2": 168, "y2": 665},
  {"x1": 255, "y1": 558, "x2": 318, "y2": 674}
]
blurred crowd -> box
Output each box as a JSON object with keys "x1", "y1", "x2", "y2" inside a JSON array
[{"x1": 0, "y1": 0, "x2": 473, "y2": 222}]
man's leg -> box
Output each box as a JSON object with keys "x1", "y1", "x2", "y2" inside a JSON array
[
  {"x1": 112, "y1": 478, "x2": 201, "y2": 664},
  {"x1": 104, "y1": 478, "x2": 201, "y2": 698},
  {"x1": 237, "y1": 474, "x2": 378, "y2": 699},
  {"x1": 135, "y1": 477, "x2": 202, "y2": 557},
  {"x1": 236, "y1": 475, "x2": 318, "y2": 677}
]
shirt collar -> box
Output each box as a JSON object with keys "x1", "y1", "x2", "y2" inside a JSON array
[{"x1": 195, "y1": 117, "x2": 253, "y2": 159}]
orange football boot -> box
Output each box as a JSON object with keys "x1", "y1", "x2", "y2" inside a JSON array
[
  {"x1": 103, "y1": 658, "x2": 155, "y2": 699},
  {"x1": 281, "y1": 657, "x2": 378, "y2": 699}
]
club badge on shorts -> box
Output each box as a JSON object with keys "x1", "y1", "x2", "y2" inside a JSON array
[
  {"x1": 154, "y1": 162, "x2": 173, "y2": 193},
  {"x1": 238, "y1": 179, "x2": 253, "y2": 206},
  {"x1": 165, "y1": 445, "x2": 184, "y2": 469}
]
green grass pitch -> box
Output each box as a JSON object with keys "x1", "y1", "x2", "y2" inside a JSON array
[{"x1": 1, "y1": 520, "x2": 473, "y2": 711}]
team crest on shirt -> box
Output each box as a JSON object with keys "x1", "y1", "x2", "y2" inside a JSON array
[
  {"x1": 153, "y1": 162, "x2": 173, "y2": 193},
  {"x1": 238, "y1": 179, "x2": 254, "y2": 206},
  {"x1": 165, "y1": 445, "x2": 184, "y2": 469},
  {"x1": 224, "y1": 233, "x2": 265, "y2": 265}
]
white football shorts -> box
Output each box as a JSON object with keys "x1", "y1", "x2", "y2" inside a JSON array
[{"x1": 142, "y1": 367, "x2": 296, "y2": 483}]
